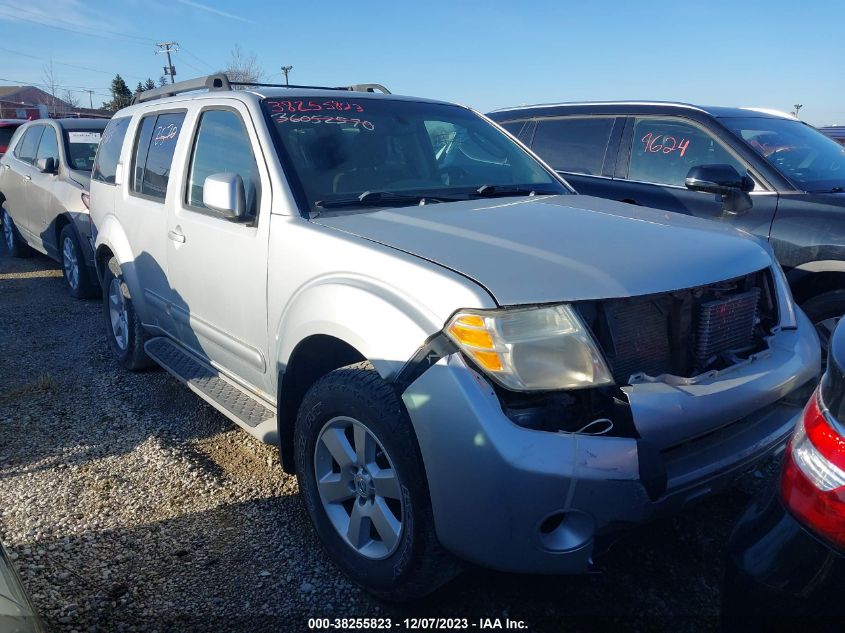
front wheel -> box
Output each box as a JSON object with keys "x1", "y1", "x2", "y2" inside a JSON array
[
  {"x1": 2, "y1": 208, "x2": 32, "y2": 258},
  {"x1": 102, "y1": 257, "x2": 153, "y2": 371},
  {"x1": 60, "y1": 224, "x2": 97, "y2": 299},
  {"x1": 294, "y1": 361, "x2": 460, "y2": 601}
]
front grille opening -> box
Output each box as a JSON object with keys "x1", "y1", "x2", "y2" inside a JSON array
[{"x1": 578, "y1": 269, "x2": 778, "y2": 385}]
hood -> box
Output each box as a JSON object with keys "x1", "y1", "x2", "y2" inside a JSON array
[
  {"x1": 313, "y1": 195, "x2": 774, "y2": 305},
  {"x1": 68, "y1": 170, "x2": 91, "y2": 190}
]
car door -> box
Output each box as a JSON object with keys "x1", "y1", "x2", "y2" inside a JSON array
[
  {"x1": 3, "y1": 125, "x2": 43, "y2": 240},
  {"x1": 611, "y1": 116, "x2": 778, "y2": 239},
  {"x1": 528, "y1": 115, "x2": 625, "y2": 199},
  {"x1": 165, "y1": 104, "x2": 271, "y2": 396},
  {"x1": 29, "y1": 124, "x2": 61, "y2": 249},
  {"x1": 119, "y1": 109, "x2": 187, "y2": 337}
]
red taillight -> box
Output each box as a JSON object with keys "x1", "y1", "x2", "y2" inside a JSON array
[{"x1": 780, "y1": 389, "x2": 845, "y2": 549}]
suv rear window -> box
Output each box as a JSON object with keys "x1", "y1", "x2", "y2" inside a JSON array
[
  {"x1": 131, "y1": 112, "x2": 186, "y2": 200},
  {"x1": 93, "y1": 117, "x2": 130, "y2": 184},
  {"x1": 65, "y1": 129, "x2": 103, "y2": 172},
  {"x1": 531, "y1": 117, "x2": 615, "y2": 176}
]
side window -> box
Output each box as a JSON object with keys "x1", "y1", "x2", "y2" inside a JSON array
[
  {"x1": 627, "y1": 117, "x2": 748, "y2": 187},
  {"x1": 92, "y1": 117, "x2": 130, "y2": 184},
  {"x1": 131, "y1": 112, "x2": 186, "y2": 200},
  {"x1": 531, "y1": 117, "x2": 615, "y2": 176},
  {"x1": 186, "y1": 109, "x2": 261, "y2": 216},
  {"x1": 14, "y1": 127, "x2": 44, "y2": 164},
  {"x1": 35, "y1": 127, "x2": 59, "y2": 163}
]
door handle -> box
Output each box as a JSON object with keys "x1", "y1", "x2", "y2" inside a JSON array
[
  {"x1": 24, "y1": 175, "x2": 31, "y2": 181},
  {"x1": 168, "y1": 229, "x2": 186, "y2": 243}
]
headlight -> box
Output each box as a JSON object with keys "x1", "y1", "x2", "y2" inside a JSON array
[{"x1": 444, "y1": 304, "x2": 613, "y2": 391}]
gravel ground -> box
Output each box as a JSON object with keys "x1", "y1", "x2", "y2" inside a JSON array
[{"x1": 0, "y1": 247, "x2": 779, "y2": 632}]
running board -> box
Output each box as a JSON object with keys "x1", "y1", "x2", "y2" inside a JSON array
[{"x1": 144, "y1": 337, "x2": 275, "y2": 429}]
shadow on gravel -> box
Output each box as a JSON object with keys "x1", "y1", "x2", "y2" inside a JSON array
[{"x1": 3, "y1": 482, "x2": 761, "y2": 633}]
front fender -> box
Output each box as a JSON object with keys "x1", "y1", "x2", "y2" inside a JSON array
[{"x1": 274, "y1": 274, "x2": 457, "y2": 380}]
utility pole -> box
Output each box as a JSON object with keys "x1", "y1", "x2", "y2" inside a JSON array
[
  {"x1": 155, "y1": 42, "x2": 180, "y2": 84},
  {"x1": 84, "y1": 89, "x2": 93, "y2": 109},
  {"x1": 281, "y1": 65, "x2": 293, "y2": 85}
]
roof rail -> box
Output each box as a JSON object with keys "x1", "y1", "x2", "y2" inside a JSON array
[
  {"x1": 131, "y1": 74, "x2": 390, "y2": 105},
  {"x1": 132, "y1": 74, "x2": 231, "y2": 104}
]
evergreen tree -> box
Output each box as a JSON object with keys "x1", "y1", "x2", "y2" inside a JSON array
[
  {"x1": 135, "y1": 81, "x2": 144, "y2": 96},
  {"x1": 103, "y1": 74, "x2": 132, "y2": 111},
  {"x1": 158, "y1": 75, "x2": 168, "y2": 87},
  {"x1": 144, "y1": 78, "x2": 157, "y2": 91}
]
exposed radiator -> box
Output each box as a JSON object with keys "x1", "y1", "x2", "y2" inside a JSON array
[{"x1": 695, "y1": 288, "x2": 760, "y2": 366}]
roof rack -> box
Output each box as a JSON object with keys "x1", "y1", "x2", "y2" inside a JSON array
[{"x1": 132, "y1": 74, "x2": 390, "y2": 105}]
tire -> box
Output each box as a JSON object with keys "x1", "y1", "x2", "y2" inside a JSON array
[
  {"x1": 2, "y1": 207, "x2": 33, "y2": 258},
  {"x1": 800, "y1": 290, "x2": 845, "y2": 363},
  {"x1": 294, "y1": 361, "x2": 460, "y2": 601},
  {"x1": 59, "y1": 224, "x2": 97, "y2": 299},
  {"x1": 102, "y1": 256, "x2": 153, "y2": 371}
]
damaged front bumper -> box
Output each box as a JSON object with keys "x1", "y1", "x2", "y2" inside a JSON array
[{"x1": 401, "y1": 310, "x2": 820, "y2": 574}]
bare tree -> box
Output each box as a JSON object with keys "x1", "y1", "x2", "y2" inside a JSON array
[
  {"x1": 223, "y1": 44, "x2": 264, "y2": 88},
  {"x1": 41, "y1": 58, "x2": 62, "y2": 115},
  {"x1": 62, "y1": 90, "x2": 80, "y2": 109}
]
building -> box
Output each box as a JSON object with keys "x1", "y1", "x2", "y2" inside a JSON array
[{"x1": 0, "y1": 85, "x2": 110, "y2": 119}]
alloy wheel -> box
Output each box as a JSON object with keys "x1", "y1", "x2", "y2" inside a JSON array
[
  {"x1": 3, "y1": 214, "x2": 13, "y2": 251},
  {"x1": 62, "y1": 236, "x2": 79, "y2": 290},
  {"x1": 313, "y1": 416, "x2": 404, "y2": 560},
  {"x1": 108, "y1": 278, "x2": 129, "y2": 351}
]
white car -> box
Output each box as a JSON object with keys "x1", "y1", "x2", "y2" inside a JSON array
[
  {"x1": 89, "y1": 74, "x2": 819, "y2": 600},
  {"x1": 0, "y1": 118, "x2": 107, "y2": 297}
]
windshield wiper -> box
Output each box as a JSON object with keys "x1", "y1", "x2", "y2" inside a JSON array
[
  {"x1": 472, "y1": 184, "x2": 559, "y2": 198},
  {"x1": 315, "y1": 190, "x2": 462, "y2": 210}
]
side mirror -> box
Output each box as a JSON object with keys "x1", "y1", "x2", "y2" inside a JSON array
[
  {"x1": 685, "y1": 164, "x2": 755, "y2": 195},
  {"x1": 36, "y1": 157, "x2": 56, "y2": 174},
  {"x1": 203, "y1": 173, "x2": 246, "y2": 220},
  {"x1": 685, "y1": 164, "x2": 755, "y2": 215}
]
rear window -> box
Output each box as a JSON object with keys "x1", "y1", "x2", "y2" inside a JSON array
[
  {"x1": 65, "y1": 129, "x2": 103, "y2": 172},
  {"x1": 92, "y1": 117, "x2": 130, "y2": 184},
  {"x1": 531, "y1": 117, "x2": 615, "y2": 175}
]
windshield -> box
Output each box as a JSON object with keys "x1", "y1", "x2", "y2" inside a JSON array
[
  {"x1": 63, "y1": 129, "x2": 103, "y2": 172},
  {"x1": 262, "y1": 97, "x2": 567, "y2": 213},
  {"x1": 722, "y1": 117, "x2": 845, "y2": 192}
]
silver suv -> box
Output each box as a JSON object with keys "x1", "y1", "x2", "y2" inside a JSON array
[
  {"x1": 0, "y1": 118, "x2": 107, "y2": 297},
  {"x1": 89, "y1": 74, "x2": 820, "y2": 600}
]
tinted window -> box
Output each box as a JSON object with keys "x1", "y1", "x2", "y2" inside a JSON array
[
  {"x1": 92, "y1": 117, "x2": 130, "y2": 184},
  {"x1": 0, "y1": 126, "x2": 21, "y2": 154},
  {"x1": 65, "y1": 129, "x2": 102, "y2": 172},
  {"x1": 14, "y1": 126, "x2": 43, "y2": 163},
  {"x1": 722, "y1": 117, "x2": 845, "y2": 192},
  {"x1": 532, "y1": 117, "x2": 615, "y2": 175},
  {"x1": 35, "y1": 127, "x2": 59, "y2": 162},
  {"x1": 187, "y1": 110, "x2": 260, "y2": 215},
  {"x1": 262, "y1": 97, "x2": 564, "y2": 214},
  {"x1": 627, "y1": 117, "x2": 747, "y2": 187},
  {"x1": 132, "y1": 112, "x2": 185, "y2": 200}
]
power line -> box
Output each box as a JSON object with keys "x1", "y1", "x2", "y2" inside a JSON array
[
  {"x1": 0, "y1": 45, "x2": 147, "y2": 82},
  {"x1": 0, "y1": 5, "x2": 155, "y2": 44},
  {"x1": 0, "y1": 76, "x2": 111, "y2": 99},
  {"x1": 180, "y1": 47, "x2": 215, "y2": 71}
]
